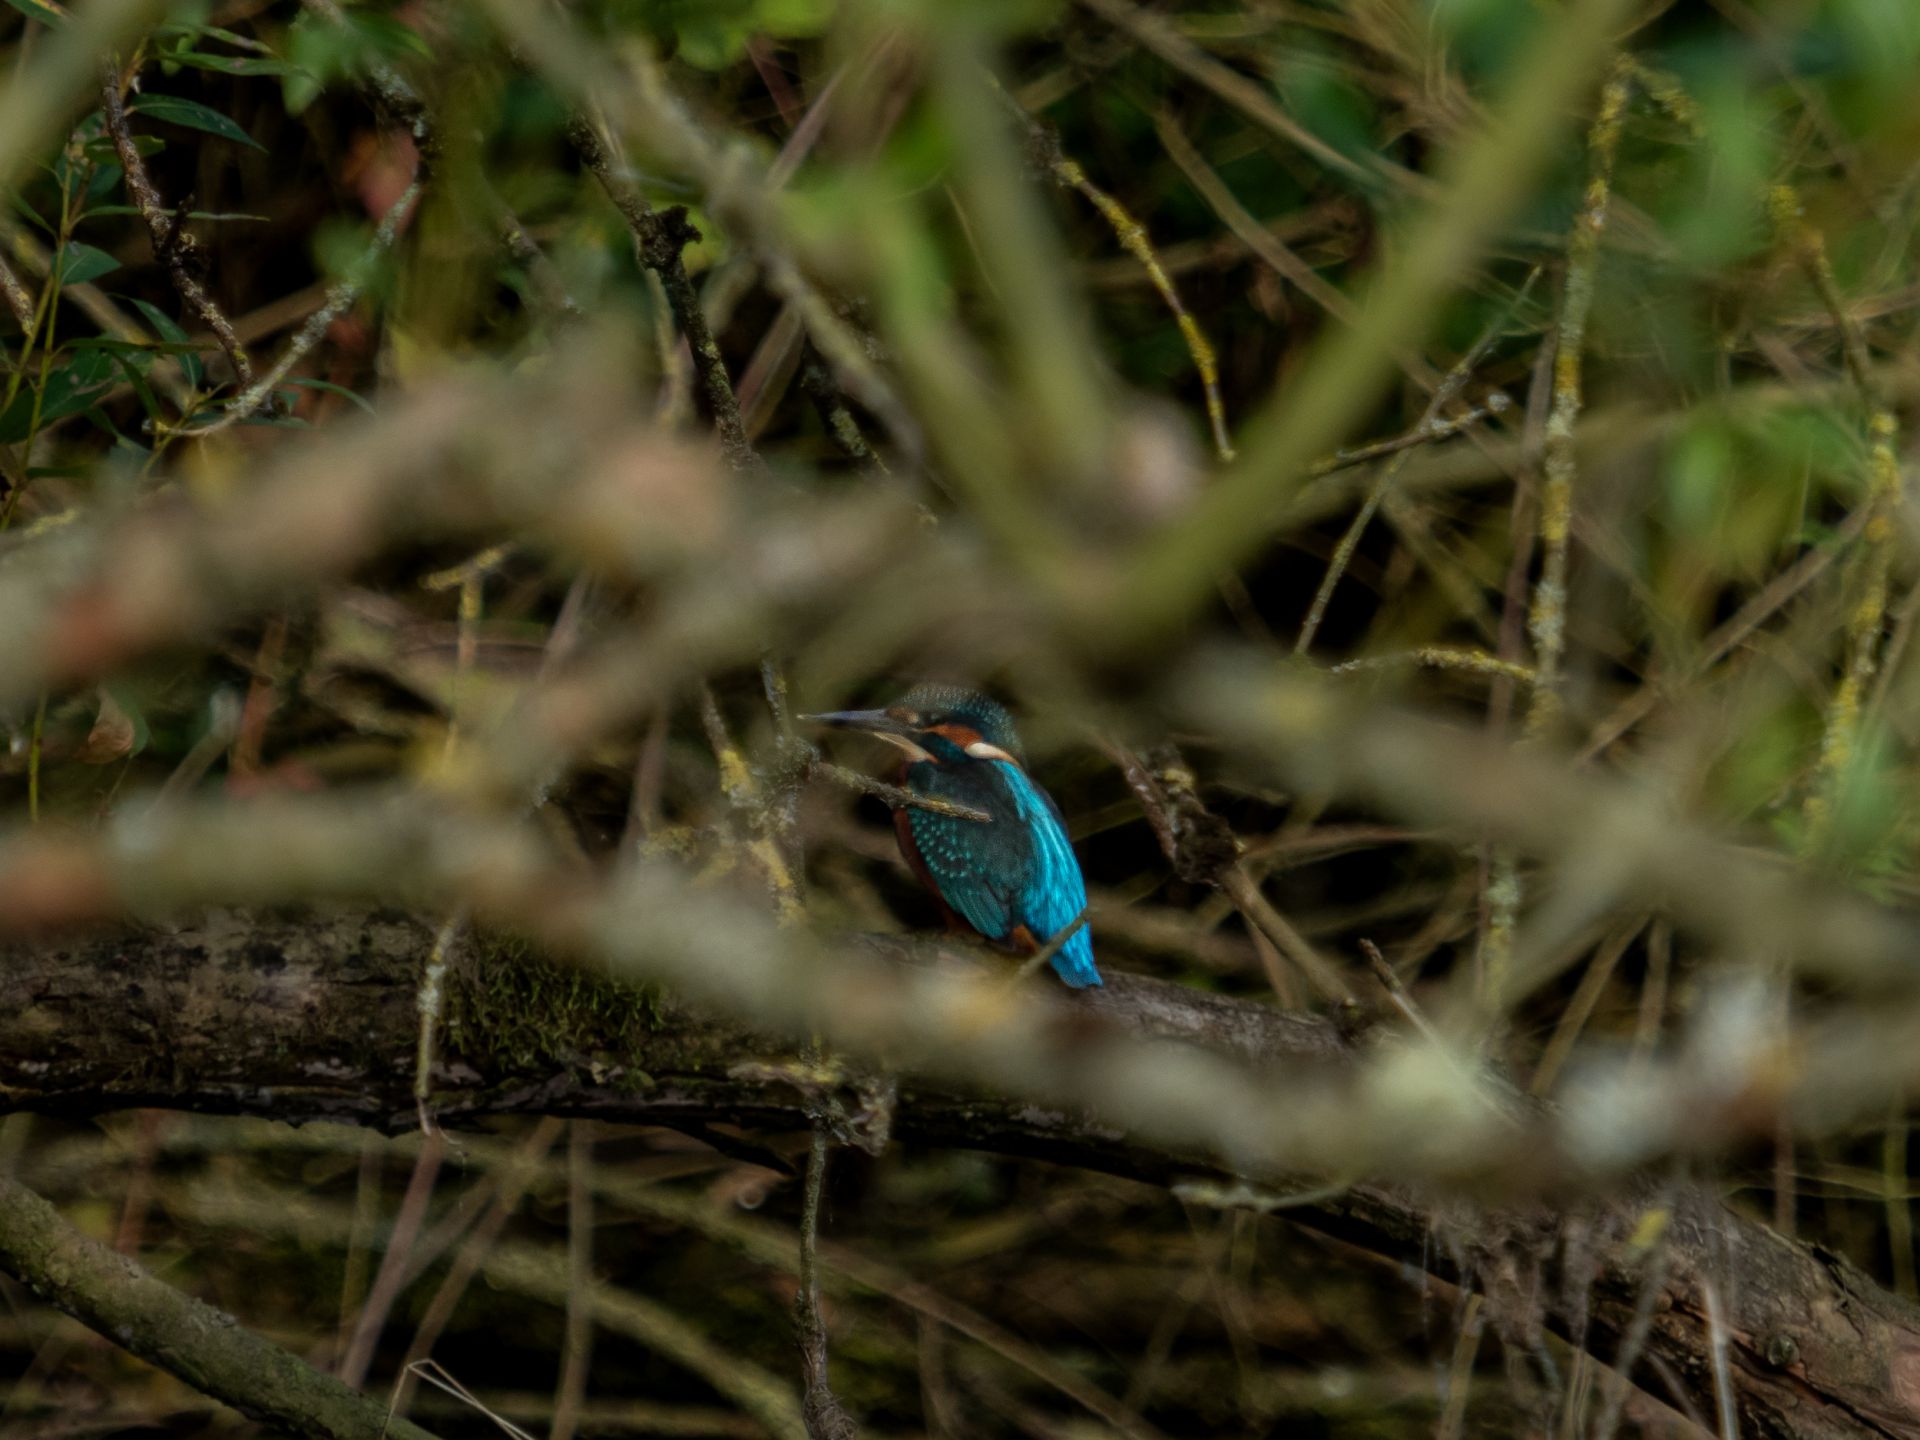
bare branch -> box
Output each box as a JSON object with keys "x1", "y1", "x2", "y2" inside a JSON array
[
  {"x1": 100, "y1": 57, "x2": 255, "y2": 389},
  {"x1": 567, "y1": 114, "x2": 759, "y2": 473},
  {"x1": 0, "y1": 1170, "x2": 443, "y2": 1440},
  {"x1": 815, "y1": 760, "x2": 991, "y2": 823},
  {"x1": 794, "y1": 1132, "x2": 859, "y2": 1440}
]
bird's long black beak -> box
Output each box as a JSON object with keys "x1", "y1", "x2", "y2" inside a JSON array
[{"x1": 800, "y1": 708, "x2": 914, "y2": 738}]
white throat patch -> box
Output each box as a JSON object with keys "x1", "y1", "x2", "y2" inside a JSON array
[{"x1": 964, "y1": 740, "x2": 1020, "y2": 765}]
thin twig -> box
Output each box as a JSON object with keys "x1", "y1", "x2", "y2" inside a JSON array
[
  {"x1": 410, "y1": 542, "x2": 501, "y2": 1130},
  {"x1": 402, "y1": 1360, "x2": 537, "y2": 1440},
  {"x1": 1006, "y1": 903, "x2": 1092, "y2": 986},
  {"x1": 1154, "y1": 109, "x2": 1433, "y2": 385},
  {"x1": 1591, "y1": 1201, "x2": 1675, "y2": 1440},
  {"x1": 1105, "y1": 737, "x2": 1350, "y2": 1004},
  {"x1": 183, "y1": 1171, "x2": 810, "y2": 1440},
  {"x1": 196, "y1": 178, "x2": 421, "y2": 435},
  {"x1": 815, "y1": 761, "x2": 991, "y2": 823},
  {"x1": 1079, "y1": 0, "x2": 1390, "y2": 190},
  {"x1": 1774, "y1": 186, "x2": 1879, "y2": 402},
  {"x1": 1330, "y1": 647, "x2": 1536, "y2": 686},
  {"x1": 600, "y1": 1156, "x2": 1168, "y2": 1440},
  {"x1": 1220, "y1": 868, "x2": 1353, "y2": 1006},
  {"x1": 2, "y1": 211, "x2": 200, "y2": 412},
  {"x1": 1774, "y1": 186, "x2": 1905, "y2": 853},
  {"x1": 794, "y1": 1131, "x2": 858, "y2": 1440},
  {"x1": 413, "y1": 914, "x2": 466, "y2": 1132},
  {"x1": 1435, "y1": 1291, "x2": 1486, "y2": 1440},
  {"x1": 1578, "y1": 504, "x2": 1870, "y2": 762},
  {"x1": 390, "y1": 1118, "x2": 566, "y2": 1417},
  {"x1": 304, "y1": 0, "x2": 585, "y2": 335},
  {"x1": 1302, "y1": 399, "x2": 1511, "y2": 478},
  {"x1": 1701, "y1": 1270, "x2": 1739, "y2": 1440},
  {"x1": 1528, "y1": 916, "x2": 1647, "y2": 1095},
  {"x1": 100, "y1": 57, "x2": 255, "y2": 389},
  {"x1": 700, "y1": 685, "x2": 806, "y2": 924},
  {"x1": 1002, "y1": 89, "x2": 1232, "y2": 461},
  {"x1": 1527, "y1": 59, "x2": 1633, "y2": 730},
  {"x1": 413, "y1": 561, "x2": 584, "y2": 1130},
  {"x1": 798, "y1": 348, "x2": 889, "y2": 473},
  {"x1": 568, "y1": 115, "x2": 759, "y2": 473},
  {"x1": 1297, "y1": 272, "x2": 1537, "y2": 654},
  {"x1": 475, "y1": 0, "x2": 920, "y2": 463},
  {"x1": 1155, "y1": 105, "x2": 1526, "y2": 648},
  {"x1": 1485, "y1": 61, "x2": 1633, "y2": 1011},
  {"x1": 338, "y1": 1129, "x2": 447, "y2": 1388},
  {"x1": 551, "y1": 1122, "x2": 595, "y2": 1440},
  {"x1": 1358, "y1": 938, "x2": 1443, "y2": 1048}
]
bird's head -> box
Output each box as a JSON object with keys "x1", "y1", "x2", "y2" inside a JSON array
[{"x1": 804, "y1": 683, "x2": 1025, "y2": 767}]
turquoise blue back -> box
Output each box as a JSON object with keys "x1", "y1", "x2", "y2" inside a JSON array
[{"x1": 903, "y1": 754, "x2": 1102, "y2": 989}]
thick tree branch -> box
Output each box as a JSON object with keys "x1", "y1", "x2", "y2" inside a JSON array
[
  {"x1": 0, "y1": 1169, "x2": 441, "y2": 1440},
  {"x1": 4, "y1": 910, "x2": 1920, "y2": 1438}
]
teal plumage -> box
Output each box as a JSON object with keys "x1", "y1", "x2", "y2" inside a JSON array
[{"x1": 806, "y1": 686, "x2": 1102, "y2": 989}]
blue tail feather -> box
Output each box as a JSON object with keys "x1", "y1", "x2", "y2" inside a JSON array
[
  {"x1": 1051, "y1": 925, "x2": 1102, "y2": 988},
  {"x1": 993, "y1": 763, "x2": 1103, "y2": 989}
]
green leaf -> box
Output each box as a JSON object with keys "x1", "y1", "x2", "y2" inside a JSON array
[
  {"x1": 55, "y1": 242, "x2": 120, "y2": 285},
  {"x1": 282, "y1": 8, "x2": 428, "y2": 113},
  {"x1": 6, "y1": 191, "x2": 51, "y2": 234},
  {"x1": 341, "y1": 11, "x2": 433, "y2": 60},
  {"x1": 648, "y1": 0, "x2": 834, "y2": 68},
  {"x1": 130, "y1": 297, "x2": 205, "y2": 389},
  {"x1": 282, "y1": 68, "x2": 324, "y2": 117},
  {"x1": 83, "y1": 205, "x2": 269, "y2": 223},
  {"x1": 156, "y1": 21, "x2": 279, "y2": 55},
  {"x1": 100, "y1": 347, "x2": 165, "y2": 426},
  {"x1": 179, "y1": 399, "x2": 310, "y2": 431},
  {"x1": 131, "y1": 94, "x2": 266, "y2": 151},
  {"x1": 162, "y1": 49, "x2": 301, "y2": 77},
  {"x1": 83, "y1": 162, "x2": 124, "y2": 204},
  {"x1": 284, "y1": 376, "x2": 376, "y2": 414},
  {"x1": 0, "y1": 349, "x2": 118, "y2": 441},
  {"x1": 81, "y1": 132, "x2": 163, "y2": 165},
  {"x1": 2, "y1": 0, "x2": 69, "y2": 28},
  {"x1": 69, "y1": 337, "x2": 202, "y2": 358}
]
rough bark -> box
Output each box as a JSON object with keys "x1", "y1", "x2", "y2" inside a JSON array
[
  {"x1": 4, "y1": 908, "x2": 1920, "y2": 1439},
  {"x1": 0, "y1": 1168, "x2": 440, "y2": 1440}
]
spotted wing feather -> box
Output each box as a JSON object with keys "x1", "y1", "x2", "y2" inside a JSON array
[
  {"x1": 903, "y1": 770, "x2": 1031, "y2": 942},
  {"x1": 904, "y1": 761, "x2": 1101, "y2": 988}
]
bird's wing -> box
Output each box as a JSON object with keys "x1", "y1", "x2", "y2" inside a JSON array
[
  {"x1": 997, "y1": 766, "x2": 1101, "y2": 987},
  {"x1": 905, "y1": 776, "x2": 1032, "y2": 941}
]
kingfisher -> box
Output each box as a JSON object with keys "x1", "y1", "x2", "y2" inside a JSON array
[{"x1": 805, "y1": 684, "x2": 1102, "y2": 988}]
